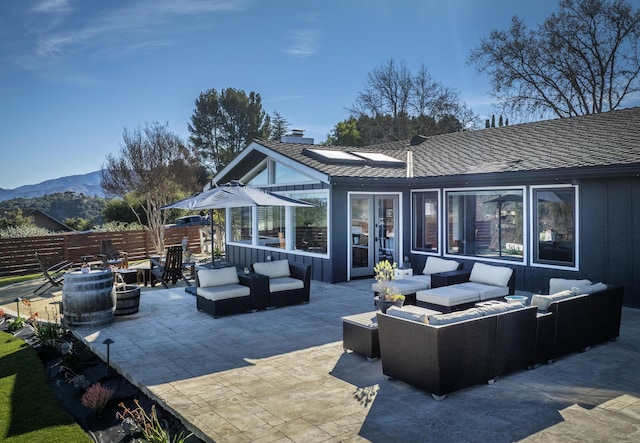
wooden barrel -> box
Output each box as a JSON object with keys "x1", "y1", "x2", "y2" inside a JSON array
[
  {"x1": 62, "y1": 269, "x2": 115, "y2": 327},
  {"x1": 115, "y1": 285, "x2": 141, "y2": 316}
]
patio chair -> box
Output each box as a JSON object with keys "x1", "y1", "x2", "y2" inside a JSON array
[
  {"x1": 150, "y1": 245, "x2": 189, "y2": 288},
  {"x1": 33, "y1": 252, "x2": 74, "y2": 294},
  {"x1": 99, "y1": 239, "x2": 129, "y2": 268}
]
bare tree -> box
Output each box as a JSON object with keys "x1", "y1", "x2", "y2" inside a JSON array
[
  {"x1": 346, "y1": 59, "x2": 477, "y2": 143},
  {"x1": 469, "y1": 0, "x2": 640, "y2": 119},
  {"x1": 101, "y1": 122, "x2": 200, "y2": 253}
]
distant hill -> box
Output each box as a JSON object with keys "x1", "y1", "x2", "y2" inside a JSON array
[{"x1": 0, "y1": 171, "x2": 105, "y2": 202}]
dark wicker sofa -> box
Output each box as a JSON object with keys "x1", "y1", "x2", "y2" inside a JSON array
[
  {"x1": 376, "y1": 302, "x2": 537, "y2": 400},
  {"x1": 252, "y1": 259, "x2": 311, "y2": 308},
  {"x1": 532, "y1": 281, "x2": 624, "y2": 364}
]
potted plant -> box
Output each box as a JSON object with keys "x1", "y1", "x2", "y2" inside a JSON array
[{"x1": 373, "y1": 260, "x2": 405, "y2": 313}]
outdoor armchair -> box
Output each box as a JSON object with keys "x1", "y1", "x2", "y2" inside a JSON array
[
  {"x1": 99, "y1": 239, "x2": 129, "y2": 268},
  {"x1": 33, "y1": 252, "x2": 74, "y2": 294}
]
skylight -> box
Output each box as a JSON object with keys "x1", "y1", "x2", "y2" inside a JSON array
[
  {"x1": 352, "y1": 152, "x2": 404, "y2": 164},
  {"x1": 303, "y1": 148, "x2": 366, "y2": 165}
]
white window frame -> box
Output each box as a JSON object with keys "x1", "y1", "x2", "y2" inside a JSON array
[
  {"x1": 443, "y1": 186, "x2": 527, "y2": 266},
  {"x1": 410, "y1": 188, "x2": 442, "y2": 256},
  {"x1": 529, "y1": 184, "x2": 579, "y2": 271}
]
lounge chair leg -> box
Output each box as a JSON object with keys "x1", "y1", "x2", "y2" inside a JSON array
[
  {"x1": 366, "y1": 356, "x2": 378, "y2": 363},
  {"x1": 487, "y1": 378, "x2": 495, "y2": 385},
  {"x1": 432, "y1": 393, "x2": 446, "y2": 401}
]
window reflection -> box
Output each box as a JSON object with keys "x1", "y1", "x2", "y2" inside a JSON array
[
  {"x1": 446, "y1": 189, "x2": 524, "y2": 260},
  {"x1": 534, "y1": 187, "x2": 576, "y2": 265}
]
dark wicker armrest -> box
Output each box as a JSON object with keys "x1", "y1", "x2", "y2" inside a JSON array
[{"x1": 430, "y1": 270, "x2": 471, "y2": 288}]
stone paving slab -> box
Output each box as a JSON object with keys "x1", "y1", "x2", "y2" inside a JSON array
[{"x1": 53, "y1": 278, "x2": 640, "y2": 443}]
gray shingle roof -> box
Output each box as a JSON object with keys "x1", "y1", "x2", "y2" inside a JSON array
[{"x1": 255, "y1": 107, "x2": 640, "y2": 180}]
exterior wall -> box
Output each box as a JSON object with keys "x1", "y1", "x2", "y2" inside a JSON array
[{"x1": 221, "y1": 168, "x2": 639, "y2": 307}]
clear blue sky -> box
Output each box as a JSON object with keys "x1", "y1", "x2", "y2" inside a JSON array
[{"x1": 0, "y1": 0, "x2": 564, "y2": 189}]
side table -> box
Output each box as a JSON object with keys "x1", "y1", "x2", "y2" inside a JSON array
[
  {"x1": 342, "y1": 311, "x2": 380, "y2": 362},
  {"x1": 431, "y1": 269, "x2": 471, "y2": 288}
]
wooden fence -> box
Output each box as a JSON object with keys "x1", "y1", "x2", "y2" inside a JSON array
[{"x1": 0, "y1": 226, "x2": 210, "y2": 277}]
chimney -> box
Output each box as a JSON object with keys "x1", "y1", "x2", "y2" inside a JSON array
[
  {"x1": 406, "y1": 151, "x2": 414, "y2": 178},
  {"x1": 281, "y1": 129, "x2": 314, "y2": 144}
]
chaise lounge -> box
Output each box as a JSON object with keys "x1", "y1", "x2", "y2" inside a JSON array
[{"x1": 416, "y1": 262, "x2": 515, "y2": 312}]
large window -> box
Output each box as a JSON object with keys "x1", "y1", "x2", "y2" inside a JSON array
[
  {"x1": 412, "y1": 190, "x2": 439, "y2": 252},
  {"x1": 532, "y1": 186, "x2": 577, "y2": 268},
  {"x1": 258, "y1": 206, "x2": 286, "y2": 248},
  {"x1": 446, "y1": 188, "x2": 524, "y2": 261},
  {"x1": 227, "y1": 190, "x2": 329, "y2": 256},
  {"x1": 230, "y1": 207, "x2": 252, "y2": 243},
  {"x1": 291, "y1": 192, "x2": 328, "y2": 254}
]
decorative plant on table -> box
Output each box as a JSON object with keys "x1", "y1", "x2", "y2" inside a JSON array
[{"x1": 373, "y1": 260, "x2": 404, "y2": 314}]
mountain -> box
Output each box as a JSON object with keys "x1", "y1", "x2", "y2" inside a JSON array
[{"x1": 0, "y1": 171, "x2": 105, "y2": 202}]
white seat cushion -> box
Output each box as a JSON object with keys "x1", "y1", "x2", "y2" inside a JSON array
[
  {"x1": 197, "y1": 284, "x2": 250, "y2": 301},
  {"x1": 454, "y1": 282, "x2": 509, "y2": 300},
  {"x1": 198, "y1": 267, "x2": 239, "y2": 287},
  {"x1": 423, "y1": 257, "x2": 460, "y2": 275},
  {"x1": 417, "y1": 286, "x2": 480, "y2": 307},
  {"x1": 253, "y1": 259, "x2": 291, "y2": 278},
  {"x1": 469, "y1": 262, "x2": 512, "y2": 287},
  {"x1": 372, "y1": 274, "x2": 432, "y2": 295},
  {"x1": 269, "y1": 276, "x2": 304, "y2": 292}
]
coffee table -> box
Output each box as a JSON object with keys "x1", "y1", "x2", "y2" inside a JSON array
[{"x1": 342, "y1": 311, "x2": 380, "y2": 362}]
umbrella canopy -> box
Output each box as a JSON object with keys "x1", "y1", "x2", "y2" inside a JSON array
[
  {"x1": 162, "y1": 181, "x2": 313, "y2": 211},
  {"x1": 161, "y1": 187, "x2": 223, "y2": 210}
]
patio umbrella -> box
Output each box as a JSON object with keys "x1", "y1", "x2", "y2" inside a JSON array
[
  {"x1": 162, "y1": 181, "x2": 313, "y2": 211},
  {"x1": 191, "y1": 180, "x2": 313, "y2": 209},
  {"x1": 162, "y1": 181, "x2": 313, "y2": 263}
]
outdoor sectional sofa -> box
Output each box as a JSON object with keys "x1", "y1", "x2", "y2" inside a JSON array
[
  {"x1": 531, "y1": 278, "x2": 624, "y2": 364},
  {"x1": 416, "y1": 262, "x2": 515, "y2": 312},
  {"x1": 374, "y1": 278, "x2": 624, "y2": 400},
  {"x1": 372, "y1": 256, "x2": 462, "y2": 305},
  {"x1": 252, "y1": 259, "x2": 311, "y2": 308},
  {"x1": 376, "y1": 301, "x2": 537, "y2": 400}
]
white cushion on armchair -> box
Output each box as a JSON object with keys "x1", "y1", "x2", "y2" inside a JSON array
[
  {"x1": 469, "y1": 262, "x2": 512, "y2": 288},
  {"x1": 253, "y1": 259, "x2": 291, "y2": 279},
  {"x1": 198, "y1": 267, "x2": 239, "y2": 287},
  {"x1": 423, "y1": 257, "x2": 459, "y2": 275}
]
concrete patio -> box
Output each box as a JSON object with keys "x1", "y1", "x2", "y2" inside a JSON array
[{"x1": 2, "y1": 277, "x2": 640, "y2": 442}]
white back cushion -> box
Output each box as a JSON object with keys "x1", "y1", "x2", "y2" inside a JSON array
[
  {"x1": 469, "y1": 262, "x2": 513, "y2": 288},
  {"x1": 198, "y1": 267, "x2": 239, "y2": 288},
  {"x1": 549, "y1": 278, "x2": 592, "y2": 294},
  {"x1": 423, "y1": 257, "x2": 459, "y2": 275},
  {"x1": 253, "y1": 259, "x2": 291, "y2": 279}
]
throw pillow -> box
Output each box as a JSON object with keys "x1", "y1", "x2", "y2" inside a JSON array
[
  {"x1": 530, "y1": 289, "x2": 575, "y2": 311},
  {"x1": 423, "y1": 257, "x2": 460, "y2": 275},
  {"x1": 427, "y1": 308, "x2": 483, "y2": 325},
  {"x1": 386, "y1": 306, "x2": 429, "y2": 323},
  {"x1": 469, "y1": 262, "x2": 513, "y2": 287},
  {"x1": 572, "y1": 282, "x2": 608, "y2": 295}
]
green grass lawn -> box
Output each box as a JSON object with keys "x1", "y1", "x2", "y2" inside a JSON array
[
  {"x1": 0, "y1": 275, "x2": 40, "y2": 289},
  {"x1": 0, "y1": 330, "x2": 91, "y2": 442}
]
